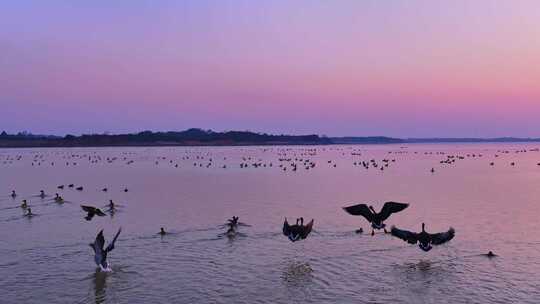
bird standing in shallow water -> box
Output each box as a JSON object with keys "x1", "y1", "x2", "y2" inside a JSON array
[
  {"x1": 343, "y1": 202, "x2": 409, "y2": 235},
  {"x1": 391, "y1": 223, "x2": 455, "y2": 252}
]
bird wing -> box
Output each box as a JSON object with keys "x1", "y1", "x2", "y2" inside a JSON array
[
  {"x1": 105, "y1": 228, "x2": 122, "y2": 252},
  {"x1": 430, "y1": 227, "x2": 455, "y2": 245},
  {"x1": 379, "y1": 202, "x2": 409, "y2": 221},
  {"x1": 93, "y1": 230, "x2": 105, "y2": 265},
  {"x1": 390, "y1": 226, "x2": 418, "y2": 244},
  {"x1": 95, "y1": 209, "x2": 107, "y2": 217},
  {"x1": 282, "y1": 218, "x2": 291, "y2": 237},
  {"x1": 81, "y1": 205, "x2": 95, "y2": 213},
  {"x1": 300, "y1": 219, "x2": 314, "y2": 239},
  {"x1": 342, "y1": 204, "x2": 374, "y2": 222}
]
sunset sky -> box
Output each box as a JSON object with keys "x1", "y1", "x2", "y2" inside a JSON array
[{"x1": 1, "y1": 1, "x2": 540, "y2": 137}]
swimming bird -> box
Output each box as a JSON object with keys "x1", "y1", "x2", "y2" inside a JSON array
[
  {"x1": 102, "y1": 188, "x2": 108, "y2": 192},
  {"x1": 54, "y1": 193, "x2": 64, "y2": 203},
  {"x1": 76, "y1": 186, "x2": 83, "y2": 191},
  {"x1": 10, "y1": 190, "x2": 16, "y2": 198},
  {"x1": 159, "y1": 227, "x2": 167, "y2": 236},
  {"x1": 21, "y1": 199, "x2": 28, "y2": 209},
  {"x1": 89, "y1": 228, "x2": 122, "y2": 271},
  {"x1": 390, "y1": 223, "x2": 455, "y2": 252},
  {"x1": 25, "y1": 208, "x2": 33, "y2": 217},
  {"x1": 68, "y1": 184, "x2": 74, "y2": 188},
  {"x1": 483, "y1": 251, "x2": 497, "y2": 258},
  {"x1": 343, "y1": 202, "x2": 409, "y2": 235},
  {"x1": 283, "y1": 217, "x2": 314, "y2": 242},
  {"x1": 39, "y1": 190, "x2": 45, "y2": 198},
  {"x1": 57, "y1": 185, "x2": 64, "y2": 190},
  {"x1": 81, "y1": 205, "x2": 107, "y2": 221}
]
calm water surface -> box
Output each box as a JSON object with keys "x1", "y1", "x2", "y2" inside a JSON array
[{"x1": 1, "y1": 144, "x2": 540, "y2": 303}]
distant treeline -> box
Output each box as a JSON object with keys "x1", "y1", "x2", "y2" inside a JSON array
[
  {"x1": 0, "y1": 129, "x2": 329, "y2": 147},
  {"x1": 1, "y1": 130, "x2": 540, "y2": 148}
]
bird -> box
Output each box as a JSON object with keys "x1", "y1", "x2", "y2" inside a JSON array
[
  {"x1": 89, "y1": 228, "x2": 122, "y2": 271},
  {"x1": 102, "y1": 188, "x2": 108, "y2": 192},
  {"x1": 54, "y1": 193, "x2": 64, "y2": 203},
  {"x1": 390, "y1": 223, "x2": 455, "y2": 252},
  {"x1": 81, "y1": 205, "x2": 107, "y2": 221},
  {"x1": 283, "y1": 217, "x2": 314, "y2": 242},
  {"x1": 10, "y1": 190, "x2": 16, "y2": 198},
  {"x1": 107, "y1": 200, "x2": 116, "y2": 212},
  {"x1": 68, "y1": 184, "x2": 74, "y2": 188},
  {"x1": 25, "y1": 208, "x2": 33, "y2": 217},
  {"x1": 159, "y1": 227, "x2": 167, "y2": 236},
  {"x1": 483, "y1": 251, "x2": 497, "y2": 258},
  {"x1": 20, "y1": 199, "x2": 28, "y2": 209},
  {"x1": 76, "y1": 186, "x2": 83, "y2": 191},
  {"x1": 343, "y1": 202, "x2": 409, "y2": 235},
  {"x1": 57, "y1": 185, "x2": 65, "y2": 190},
  {"x1": 39, "y1": 190, "x2": 45, "y2": 198},
  {"x1": 227, "y1": 216, "x2": 239, "y2": 227}
]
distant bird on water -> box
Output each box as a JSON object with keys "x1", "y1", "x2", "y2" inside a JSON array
[
  {"x1": 76, "y1": 186, "x2": 83, "y2": 191},
  {"x1": 54, "y1": 193, "x2": 64, "y2": 203},
  {"x1": 89, "y1": 228, "x2": 122, "y2": 271},
  {"x1": 25, "y1": 208, "x2": 33, "y2": 217},
  {"x1": 483, "y1": 251, "x2": 497, "y2": 258},
  {"x1": 283, "y1": 217, "x2": 314, "y2": 242},
  {"x1": 343, "y1": 202, "x2": 409, "y2": 235},
  {"x1": 39, "y1": 190, "x2": 45, "y2": 198},
  {"x1": 11, "y1": 190, "x2": 16, "y2": 198},
  {"x1": 390, "y1": 223, "x2": 455, "y2": 252},
  {"x1": 81, "y1": 205, "x2": 107, "y2": 221}
]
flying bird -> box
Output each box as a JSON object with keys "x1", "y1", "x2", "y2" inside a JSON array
[
  {"x1": 343, "y1": 201, "x2": 409, "y2": 235},
  {"x1": 81, "y1": 205, "x2": 107, "y2": 221},
  {"x1": 89, "y1": 228, "x2": 122, "y2": 271},
  {"x1": 391, "y1": 223, "x2": 455, "y2": 252},
  {"x1": 283, "y1": 217, "x2": 314, "y2": 242}
]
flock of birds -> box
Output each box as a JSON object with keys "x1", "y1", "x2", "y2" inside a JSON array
[
  {"x1": 284, "y1": 201, "x2": 456, "y2": 253},
  {"x1": 6, "y1": 145, "x2": 536, "y2": 272},
  {"x1": 10, "y1": 183, "x2": 462, "y2": 272}
]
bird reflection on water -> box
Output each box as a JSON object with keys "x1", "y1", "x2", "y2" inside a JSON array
[{"x1": 93, "y1": 270, "x2": 108, "y2": 304}]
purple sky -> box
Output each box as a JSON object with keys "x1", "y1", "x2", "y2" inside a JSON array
[{"x1": 1, "y1": 1, "x2": 540, "y2": 137}]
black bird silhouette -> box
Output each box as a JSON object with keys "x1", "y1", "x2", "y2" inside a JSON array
[
  {"x1": 391, "y1": 223, "x2": 455, "y2": 252},
  {"x1": 81, "y1": 205, "x2": 107, "y2": 221},
  {"x1": 283, "y1": 217, "x2": 314, "y2": 242},
  {"x1": 343, "y1": 202, "x2": 408, "y2": 235},
  {"x1": 57, "y1": 185, "x2": 65, "y2": 190},
  {"x1": 89, "y1": 228, "x2": 122, "y2": 271},
  {"x1": 76, "y1": 186, "x2": 83, "y2": 191}
]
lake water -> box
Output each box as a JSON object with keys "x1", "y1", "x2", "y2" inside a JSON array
[{"x1": 1, "y1": 144, "x2": 540, "y2": 303}]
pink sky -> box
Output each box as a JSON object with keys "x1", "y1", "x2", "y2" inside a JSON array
[{"x1": 1, "y1": 1, "x2": 540, "y2": 137}]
